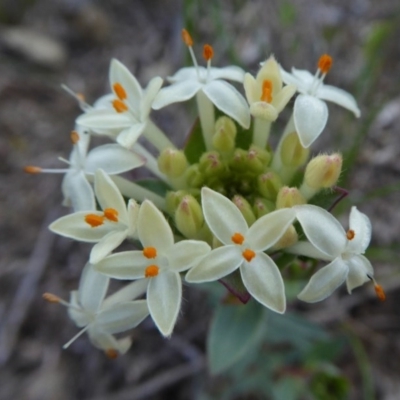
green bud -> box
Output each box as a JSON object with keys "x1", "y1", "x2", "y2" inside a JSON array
[
  {"x1": 185, "y1": 164, "x2": 204, "y2": 188},
  {"x1": 253, "y1": 198, "x2": 275, "y2": 218},
  {"x1": 199, "y1": 151, "x2": 226, "y2": 178},
  {"x1": 280, "y1": 131, "x2": 310, "y2": 168},
  {"x1": 232, "y1": 195, "x2": 256, "y2": 226},
  {"x1": 246, "y1": 145, "x2": 271, "y2": 173},
  {"x1": 276, "y1": 186, "x2": 306, "y2": 209},
  {"x1": 165, "y1": 190, "x2": 187, "y2": 214},
  {"x1": 212, "y1": 116, "x2": 236, "y2": 152},
  {"x1": 157, "y1": 148, "x2": 188, "y2": 178},
  {"x1": 271, "y1": 225, "x2": 298, "y2": 250},
  {"x1": 175, "y1": 195, "x2": 204, "y2": 238},
  {"x1": 257, "y1": 171, "x2": 283, "y2": 200},
  {"x1": 229, "y1": 148, "x2": 248, "y2": 172}
]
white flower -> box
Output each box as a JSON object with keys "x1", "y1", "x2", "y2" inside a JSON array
[
  {"x1": 95, "y1": 200, "x2": 211, "y2": 337},
  {"x1": 50, "y1": 169, "x2": 140, "y2": 264},
  {"x1": 280, "y1": 54, "x2": 360, "y2": 148},
  {"x1": 45, "y1": 264, "x2": 149, "y2": 356},
  {"x1": 185, "y1": 188, "x2": 296, "y2": 313},
  {"x1": 290, "y1": 204, "x2": 373, "y2": 302},
  {"x1": 76, "y1": 59, "x2": 163, "y2": 149}
]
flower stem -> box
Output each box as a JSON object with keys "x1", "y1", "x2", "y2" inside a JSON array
[
  {"x1": 144, "y1": 120, "x2": 176, "y2": 152},
  {"x1": 133, "y1": 143, "x2": 168, "y2": 183},
  {"x1": 196, "y1": 90, "x2": 215, "y2": 151},
  {"x1": 271, "y1": 114, "x2": 295, "y2": 172},
  {"x1": 253, "y1": 117, "x2": 271, "y2": 148}
]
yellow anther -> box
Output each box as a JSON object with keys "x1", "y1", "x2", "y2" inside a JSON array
[
  {"x1": 112, "y1": 99, "x2": 128, "y2": 113},
  {"x1": 113, "y1": 83, "x2": 127, "y2": 100},
  {"x1": 24, "y1": 166, "x2": 42, "y2": 174},
  {"x1": 231, "y1": 232, "x2": 245, "y2": 245},
  {"x1": 43, "y1": 293, "x2": 61, "y2": 303},
  {"x1": 70, "y1": 130, "x2": 80, "y2": 144},
  {"x1": 203, "y1": 44, "x2": 214, "y2": 61},
  {"x1": 260, "y1": 80, "x2": 273, "y2": 103},
  {"x1": 318, "y1": 54, "x2": 333, "y2": 74},
  {"x1": 242, "y1": 249, "x2": 256, "y2": 262},
  {"x1": 346, "y1": 229, "x2": 355, "y2": 240},
  {"x1": 105, "y1": 349, "x2": 119, "y2": 359},
  {"x1": 85, "y1": 214, "x2": 105, "y2": 227},
  {"x1": 374, "y1": 284, "x2": 386, "y2": 302},
  {"x1": 145, "y1": 265, "x2": 159, "y2": 278},
  {"x1": 143, "y1": 247, "x2": 157, "y2": 259},
  {"x1": 181, "y1": 29, "x2": 193, "y2": 47},
  {"x1": 104, "y1": 208, "x2": 119, "y2": 222}
]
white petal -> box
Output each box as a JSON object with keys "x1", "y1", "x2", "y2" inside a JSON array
[
  {"x1": 152, "y1": 80, "x2": 202, "y2": 109},
  {"x1": 127, "y1": 199, "x2": 139, "y2": 237},
  {"x1": 295, "y1": 205, "x2": 346, "y2": 259},
  {"x1": 201, "y1": 187, "x2": 248, "y2": 245},
  {"x1": 290, "y1": 68, "x2": 315, "y2": 87},
  {"x1": 165, "y1": 240, "x2": 211, "y2": 272},
  {"x1": 348, "y1": 206, "x2": 372, "y2": 253},
  {"x1": 317, "y1": 84, "x2": 360, "y2": 117},
  {"x1": 294, "y1": 94, "x2": 328, "y2": 148},
  {"x1": 94, "y1": 169, "x2": 127, "y2": 221},
  {"x1": 76, "y1": 110, "x2": 132, "y2": 130},
  {"x1": 185, "y1": 246, "x2": 242, "y2": 283},
  {"x1": 68, "y1": 291, "x2": 88, "y2": 327},
  {"x1": 297, "y1": 257, "x2": 348, "y2": 303},
  {"x1": 240, "y1": 252, "x2": 286, "y2": 313},
  {"x1": 247, "y1": 208, "x2": 296, "y2": 251},
  {"x1": 92, "y1": 93, "x2": 114, "y2": 110},
  {"x1": 243, "y1": 73, "x2": 258, "y2": 104},
  {"x1": 208, "y1": 66, "x2": 245, "y2": 82},
  {"x1": 141, "y1": 76, "x2": 163, "y2": 118},
  {"x1": 346, "y1": 255, "x2": 374, "y2": 293},
  {"x1": 148, "y1": 270, "x2": 181, "y2": 337},
  {"x1": 87, "y1": 328, "x2": 120, "y2": 352},
  {"x1": 102, "y1": 279, "x2": 148, "y2": 307},
  {"x1": 116, "y1": 123, "x2": 147, "y2": 149},
  {"x1": 85, "y1": 144, "x2": 144, "y2": 175},
  {"x1": 203, "y1": 80, "x2": 250, "y2": 128},
  {"x1": 78, "y1": 264, "x2": 109, "y2": 312},
  {"x1": 167, "y1": 67, "x2": 199, "y2": 83},
  {"x1": 62, "y1": 170, "x2": 96, "y2": 212},
  {"x1": 279, "y1": 67, "x2": 309, "y2": 92},
  {"x1": 89, "y1": 229, "x2": 128, "y2": 264},
  {"x1": 273, "y1": 84, "x2": 297, "y2": 112},
  {"x1": 286, "y1": 241, "x2": 333, "y2": 261},
  {"x1": 138, "y1": 201, "x2": 174, "y2": 252},
  {"x1": 96, "y1": 300, "x2": 149, "y2": 334}
]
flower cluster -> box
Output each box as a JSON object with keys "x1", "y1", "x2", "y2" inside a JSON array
[{"x1": 26, "y1": 29, "x2": 385, "y2": 357}]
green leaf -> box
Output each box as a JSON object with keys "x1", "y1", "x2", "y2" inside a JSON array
[
  {"x1": 183, "y1": 118, "x2": 206, "y2": 164},
  {"x1": 207, "y1": 300, "x2": 266, "y2": 374},
  {"x1": 135, "y1": 179, "x2": 170, "y2": 197}
]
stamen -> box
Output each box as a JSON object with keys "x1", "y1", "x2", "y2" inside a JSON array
[
  {"x1": 76, "y1": 93, "x2": 85, "y2": 102},
  {"x1": 105, "y1": 349, "x2": 119, "y2": 359},
  {"x1": 318, "y1": 54, "x2": 333, "y2": 74},
  {"x1": 24, "y1": 166, "x2": 42, "y2": 174},
  {"x1": 346, "y1": 229, "x2": 355, "y2": 240},
  {"x1": 242, "y1": 249, "x2": 256, "y2": 262},
  {"x1": 43, "y1": 293, "x2": 61, "y2": 303},
  {"x1": 145, "y1": 265, "x2": 159, "y2": 278},
  {"x1": 260, "y1": 80, "x2": 273, "y2": 103},
  {"x1": 104, "y1": 208, "x2": 119, "y2": 222},
  {"x1": 203, "y1": 44, "x2": 214, "y2": 61},
  {"x1": 113, "y1": 83, "x2": 127, "y2": 100},
  {"x1": 143, "y1": 247, "x2": 157, "y2": 259},
  {"x1": 70, "y1": 130, "x2": 80, "y2": 144},
  {"x1": 181, "y1": 29, "x2": 193, "y2": 47},
  {"x1": 231, "y1": 232, "x2": 245, "y2": 245},
  {"x1": 112, "y1": 99, "x2": 128, "y2": 113},
  {"x1": 374, "y1": 283, "x2": 386, "y2": 302},
  {"x1": 85, "y1": 214, "x2": 105, "y2": 227}
]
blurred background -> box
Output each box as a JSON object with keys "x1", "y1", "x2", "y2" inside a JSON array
[{"x1": 0, "y1": 0, "x2": 400, "y2": 399}]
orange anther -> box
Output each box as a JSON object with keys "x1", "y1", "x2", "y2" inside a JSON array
[
  {"x1": 145, "y1": 265, "x2": 159, "y2": 278},
  {"x1": 113, "y1": 83, "x2": 127, "y2": 100},
  {"x1": 374, "y1": 284, "x2": 386, "y2": 302},
  {"x1": 203, "y1": 44, "x2": 214, "y2": 61},
  {"x1": 70, "y1": 130, "x2": 80, "y2": 144},
  {"x1": 24, "y1": 166, "x2": 42, "y2": 174},
  {"x1": 261, "y1": 80, "x2": 273, "y2": 103},
  {"x1": 112, "y1": 99, "x2": 128, "y2": 113},
  {"x1": 181, "y1": 29, "x2": 193, "y2": 47},
  {"x1": 318, "y1": 54, "x2": 333, "y2": 74},
  {"x1": 346, "y1": 229, "x2": 355, "y2": 240},
  {"x1": 231, "y1": 232, "x2": 245, "y2": 245},
  {"x1": 104, "y1": 208, "x2": 119, "y2": 222},
  {"x1": 76, "y1": 93, "x2": 85, "y2": 102},
  {"x1": 242, "y1": 249, "x2": 256, "y2": 262},
  {"x1": 105, "y1": 349, "x2": 119, "y2": 359},
  {"x1": 85, "y1": 214, "x2": 105, "y2": 227},
  {"x1": 43, "y1": 293, "x2": 61, "y2": 303},
  {"x1": 143, "y1": 247, "x2": 157, "y2": 259}
]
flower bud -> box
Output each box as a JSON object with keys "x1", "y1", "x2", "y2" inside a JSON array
[
  {"x1": 232, "y1": 195, "x2": 256, "y2": 226},
  {"x1": 212, "y1": 116, "x2": 236, "y2": 152},
  {"x1": 276, "y1": 186, "x2": 306, "y2": 209},
  {"x1": 253, "y1": 198, "x2": 275, "y2": 218},
  {"x1": 280, "y1": 131, "x2": 310, "y2": 168},
  {"x1": 157, "y1": 148, "x2": 188, "y2": 178},
  {"x1": 271, "y1": 225, "x2": 298, "y2": 250},
  {"x1": 247, "y1": 145, "x2": 271, "y2": 173},
  {"x1": 257, "y1": 171, "x2": 283, "y2": 200},
  {"x1": 229, "y1": 148, "x2": 248, "y2": 172},
  {"x1": 175, "y1": 195, "x2": 204, "y2": 238},
  {"x1": 199, "y1": 151, "x2": 226, "y2": 178},
  {"x1": 165, "y1": 190, "x2": 187, "y2": 214},
  {"x1": 185, "y1": 164, "x2": 204, "y2": 188}
]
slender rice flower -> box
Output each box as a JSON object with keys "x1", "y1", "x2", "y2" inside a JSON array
[
  {"x1": 24, "y1": 128, "x2": 144, "y2": 212},
  {"x1": 50, "y1": 169, "x2": 140, "y2": 264},
  {"x1": 76, "y1": 59, "x2": 172, "y2": 150},
  {"x1": 280, "y1": 54, "x2": 360, "y2": 148},
  {"x1": 186, "y1": 188, "x2": 296, "y2": 313},
  {"x1": 289, "y1": 204, "x2": 383, "y2": 302},
  {"x1": 95, "y1": 200, "x2": 211, "y2": 337},
  {"x1": 43, "y1": 264, "x2": 149, "y2": 356}
]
